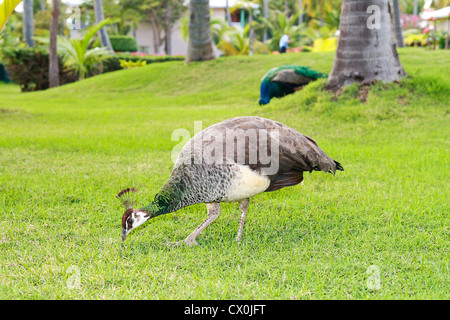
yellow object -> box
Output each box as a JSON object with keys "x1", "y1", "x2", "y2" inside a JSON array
[
  {"x1": 310, "y1": 37, "x2": 338, "y2": 52},
  {"x1": 404, "y1": 34, "x2": 427, "y2": 47},
  {"x1": 119, "y1": 59, "x2": 147, "y2": 69},
  {"x1": 0, "y1": 0, "x2": 22, "y2": 31}
]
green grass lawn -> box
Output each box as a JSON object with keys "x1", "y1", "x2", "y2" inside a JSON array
[{"x1": 0, "y1": 48, "x2": 449, "y2": 299}]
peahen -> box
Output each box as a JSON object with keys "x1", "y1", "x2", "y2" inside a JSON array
[
  {"x1": 119, "y1": 116, "x2": 343, "y2": 245},
  {"x1": 259, "y1": 65, "x2": 328, "y2": 105}
]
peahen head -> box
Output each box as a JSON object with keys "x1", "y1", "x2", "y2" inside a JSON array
[
  {"x1": 117, "y1": 187, "x2": 151, "y2": 241},
  {"x1": 121, "y1": 208, "x2": 151, "y2": 241}
]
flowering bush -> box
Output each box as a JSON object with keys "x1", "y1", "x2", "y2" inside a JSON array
[{"x1": 401, "y1": 14, "x2": 420, "y2": 30}]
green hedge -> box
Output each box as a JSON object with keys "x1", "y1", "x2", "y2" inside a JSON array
[
  {"x1": 109, "y1": 35, "x2": 139, "y2": 52},
  {"x1": 2, "y1": 47, "x2": 77, "y2": 92},
  {"x1": 1, "y1": 48, "x2": 185, "y2": 91},
  {"x1": 102, "y1": 53, "x2": 184, "y2": 73}
]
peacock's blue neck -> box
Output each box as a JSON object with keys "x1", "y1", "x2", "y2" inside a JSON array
[{"x1": 259, "y1": 81, "x2": 271, "y2": 105}]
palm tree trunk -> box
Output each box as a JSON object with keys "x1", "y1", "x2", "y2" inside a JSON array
[
  {"x1": 226, "y1": 0, "x2": 232, "y2": 27},
  {"x1": 49, "y1": 0, "x2": 60, "y2": 88},
  {"x1": 94, "y1": 0, "x2": 113, "y2": 52},
  {"x1": 298, "y1": 0, "x2": 303, "y2": 24},
  {"x1": 23, "y1": 0, "x2": 34, "y2": 47},
  {"x1": 165, "y1": 1, "x2": 172, "y2": 55},
  {"x1": 249, "y1": 10, "x2": 254, "y2": 55},
  {"x1": 318, "y1": 0, "x2": 324, "y2": 27},
  {"x1": 392, "y1": 0, "x2": 404, "y2": 47},
  {"x1": 263, "y1": 0, "x2": 269, "y2": 42},
  {"x1": 185, "y1": 0, "x2": 215, "y2": 63},
  {"x1": 298, "y1": 0, "x2": 303, "y2": 42},
  {"x1": 327, "y1": 0, "x2": 405, "y2": 91},
  {"x1": 150, "y1": 16, "x2": 161, "y2": 54}
]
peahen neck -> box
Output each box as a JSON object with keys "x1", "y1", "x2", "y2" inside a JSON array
[
  {"x1": 138, "y1": 165, "x2": 203, "y2": 217},
  {"x1": 139, "y1": 186, "x2": 182, "y2": 218}
]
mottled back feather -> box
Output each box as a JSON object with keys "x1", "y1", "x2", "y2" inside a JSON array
[{"x1": 173, "y1": 116, "x2": 341, "y2": 194}]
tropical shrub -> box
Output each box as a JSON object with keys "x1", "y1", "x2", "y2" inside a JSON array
[
  {"x1": 180, "y1": 14, "x2": 230, "y2": 46},
  {"x1": 401, "y1": 14, "x2": 420, "y2": 29},
  {"x1": 102, "y1": 53, "x2": 184, "y2": 73},
  {"x1": 436, "y1": 31, "x2": 448, "y2": 49},
  {"x1": 109, "y1": 35, "x2": 139, "y2": 52},
  {"x1": 2, "y1": 47, "x2": 77, "y2": 91},
  {"x1": 35, "y1": 19, "x2": 114, "y2": 80},
  {"x1": 404, "y1": 33, "x2": 427, "y2": 47},
  {"x1": 256, "y1": 11, "x2": 304, "y2": 52},
  {"x1": 216, "y1": 24, "x2": 268, "y2": 56},
  {"x1": 119, "y1": 59, "x2": 147, "y2": 69}
]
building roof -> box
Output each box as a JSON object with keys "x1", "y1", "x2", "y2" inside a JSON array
[
  {"x1": 184, "y1": 0, "x2": 259, "y2": 9},
  {"x1": 210, "y1": 0, "x2": 259, "y2": 9},
  {"x1": 420, "y1": 6, "x2": 450, "y2": 20}
]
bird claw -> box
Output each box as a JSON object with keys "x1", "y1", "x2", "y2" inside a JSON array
[{"x1": 184, "y1": 238, "x2": 198, "y2": 246}]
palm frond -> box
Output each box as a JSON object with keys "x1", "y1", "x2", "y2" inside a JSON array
[
  {"x1": 0, "y1": 0, "x2": 22, "y2": 31},
  {"x1": 36, "y1": 19, "x2": 114, "y2": 80}
]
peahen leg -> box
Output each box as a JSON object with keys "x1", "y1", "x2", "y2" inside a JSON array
[
  {"x1": 184, "y1": 202, "x2": 220, "y2": 246},
  {"x1": 236, "y1": 198, "x2": 249, "y2": 241}
]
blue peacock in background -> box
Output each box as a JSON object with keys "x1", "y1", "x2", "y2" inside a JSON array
[{"x1": 259, "y1": 65, "x2": 328, "y2": 105}]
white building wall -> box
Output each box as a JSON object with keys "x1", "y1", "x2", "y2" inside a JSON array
[{"x1": 134, "y1": 10, "x2": 226, "y2": 56}]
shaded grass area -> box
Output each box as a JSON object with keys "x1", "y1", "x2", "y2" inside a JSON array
[{"x1": 0, "y1": 48, "x2": 449, "y2": 299}]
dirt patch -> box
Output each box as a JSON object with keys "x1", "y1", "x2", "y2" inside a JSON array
[
  {"x1": 356, "y1": 84, "x2": 370, "y2": 103},
  {"x1": 0, "y1": 108, "x2": 20, "y2": 114}
]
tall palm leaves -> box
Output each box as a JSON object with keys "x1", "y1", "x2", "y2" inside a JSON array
[
  {"x1": 257, "y1": 11, "x2": 303, "y2": 51},
  {"x1": 301, "y1": 0, "x2": 342, "y2": 27},
  {"x1": 432, "y1": 0, "x2": 450, "y2": 8},
  {"x1": 58, "y1": 19, "x2": 113, "y2": 79},
  {"x1": 37, "y1": 19, "x2": 114, "y2": 80},
  {"x1": 217, "y1": 23, "x2": 268, "y2": 55},
  {"x1": 0, "y1": 0, "x2": 22, "y2": 31}
]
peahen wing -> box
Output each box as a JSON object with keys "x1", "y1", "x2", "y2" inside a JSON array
[{"x1": 174, "y1": 116, "x2": 340, "y2": 193}]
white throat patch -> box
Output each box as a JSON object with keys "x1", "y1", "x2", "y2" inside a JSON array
[{"x1": 131, "y1": 211, "x2": 148, "y2": 229}]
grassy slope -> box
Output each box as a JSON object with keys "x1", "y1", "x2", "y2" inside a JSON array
[{"x1": 0, "y1": 49, "x2": 449, "y2": 299}]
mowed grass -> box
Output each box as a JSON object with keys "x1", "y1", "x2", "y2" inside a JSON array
[{"x1": 0, "y1": 48, "x2": 449, "y2": 299}]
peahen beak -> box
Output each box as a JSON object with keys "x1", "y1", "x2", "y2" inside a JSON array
[{"x1": 122, "y1": 228, "x2": 128, "y2": 241}]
